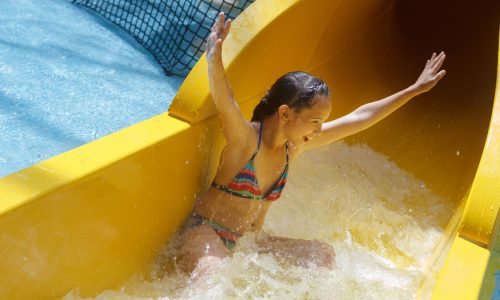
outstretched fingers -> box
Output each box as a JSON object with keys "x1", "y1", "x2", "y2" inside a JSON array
[
  {"x1": 425, "y1": 52, "x2": 437, "y2": 68},
  {"x1": 211, "y1": 12, "x2": 231, "y2": 41},
  {"x1": 211, "y1": 12, "x2": 223, "y2": 33},
  {"x1": 222, "y1": 19, "x2": 231, "y2": 40},
  {"x1": 217, "y1": 12, "x2": 225, "y2": 32},
  {"x1": 431, "y1": 51, "x2": 446, "y2": 72},
  {"x1": 414, "y1": 51, "x2": 447, "y2": 93},
  {"x1": 432, "y1": 69, "x2": 446, "y2": 82}
]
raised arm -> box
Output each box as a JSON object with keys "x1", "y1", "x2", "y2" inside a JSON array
[
  {"x1": 207, "y1": 12, "x2": 253, "y2": 145},
  {"x1": 304, "y1": 52, "x2": 447, "y2": 150}
]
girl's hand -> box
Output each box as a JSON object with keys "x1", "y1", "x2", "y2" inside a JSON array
[
  {"x1": 412, "y1": 51, "x2": 447, "y2": 93},
  {"x1": 206, "y1": 12, "x2": 231, "y2": 65},
  {"x1": 263, "y1": 238, "x2": 336, "y2": 268},
  {"x1": 293, "y1": 239, "x2": 335, "y2": 268}
]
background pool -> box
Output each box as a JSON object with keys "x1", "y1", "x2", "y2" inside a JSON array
[{"x1": 0, "y1": 0, "x2": 184, "y2": 178}]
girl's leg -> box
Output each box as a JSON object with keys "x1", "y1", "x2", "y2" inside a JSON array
[
  {"x1": 256, "y1": 235, "x2": 335, "y2": 268},
  {"x1": 178, "y1": 224, "x2": 229, "y2": 274}
]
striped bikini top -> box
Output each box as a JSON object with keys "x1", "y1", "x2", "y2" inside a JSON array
[{"x1": 211, "y1": 122, "x2": 289, "y2": 201}]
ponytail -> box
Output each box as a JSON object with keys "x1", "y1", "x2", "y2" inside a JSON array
[
  {"x1": 251, "y1": 71, "x2": 330, "y2": 122},
  {"x1": 251, "y1": 93, "x2": 276, "y2": 122}
]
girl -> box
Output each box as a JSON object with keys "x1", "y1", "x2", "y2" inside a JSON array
[{"x1": 179, "y1": 12, "x2": 446, "y2": 273}]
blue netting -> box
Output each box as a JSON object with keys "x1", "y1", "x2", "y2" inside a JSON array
[{"x1": 72, "y1": 0, "x2": 255, "y2": 77}]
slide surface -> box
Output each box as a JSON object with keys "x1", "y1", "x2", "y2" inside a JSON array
[{"x1": 0, "y1": 0, "x2": 498, "y2": 299}]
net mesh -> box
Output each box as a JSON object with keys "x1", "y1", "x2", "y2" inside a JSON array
[{"x1": 72, "y1": 0, "x2": 255, "y2": 77}]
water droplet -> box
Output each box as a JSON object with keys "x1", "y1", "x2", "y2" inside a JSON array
[{"x1": 344, "y1": 230, "x2": 352, "y2": 246}]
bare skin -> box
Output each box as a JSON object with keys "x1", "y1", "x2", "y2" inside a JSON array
[{"x1": 178, "y1": 12, "x2": 446, "y2": 274}]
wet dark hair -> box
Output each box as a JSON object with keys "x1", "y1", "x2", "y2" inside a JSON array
[{"x1": 251, "y1": 71, "x2": 330, "y2": 122}]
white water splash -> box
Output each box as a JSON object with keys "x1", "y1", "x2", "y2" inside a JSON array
[{"x1": 65, "y1": 141, "x2": 453, "y2": 300}]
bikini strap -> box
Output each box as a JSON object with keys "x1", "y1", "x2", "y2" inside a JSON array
[
  {"x1": 285, "y1": 142, "x2": 289, "y2": 164},
  {"x1": 249, "y1": 121, "x2": 263, "y2": 160}
]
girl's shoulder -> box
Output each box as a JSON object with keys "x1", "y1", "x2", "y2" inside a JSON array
[{"x1": 224, "y1": 122, "x2": 260, "y2": 158}]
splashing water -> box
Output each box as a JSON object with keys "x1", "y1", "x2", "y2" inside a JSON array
[{"x1": 64, "y1": 141, "x2": 453, "y2": 300}]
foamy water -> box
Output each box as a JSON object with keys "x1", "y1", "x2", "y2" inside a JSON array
[{"x1": 64, "y1": 141, "x2": 453, "y2": 299}]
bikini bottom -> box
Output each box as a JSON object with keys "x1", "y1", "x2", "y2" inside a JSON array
[{"x1": 187, "y1": 213, "x2": 241, "y2": 250}]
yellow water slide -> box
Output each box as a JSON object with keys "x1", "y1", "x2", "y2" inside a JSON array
[{"x1": 0, "y1": 0, "x2": 498, "y2": 299}]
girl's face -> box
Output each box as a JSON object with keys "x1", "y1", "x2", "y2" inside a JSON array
[{"x1": 284, "y1": 96, "x2": 332, "y2": 145}]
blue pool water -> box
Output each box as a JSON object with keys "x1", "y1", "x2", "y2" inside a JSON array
[{"x1": 0, "y1": 0, "x2": 184, "y2": 178}]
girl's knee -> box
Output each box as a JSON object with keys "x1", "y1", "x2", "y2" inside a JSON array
[{"x1": 178, "y1": 225, "x2": 228, "y2": 273}]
